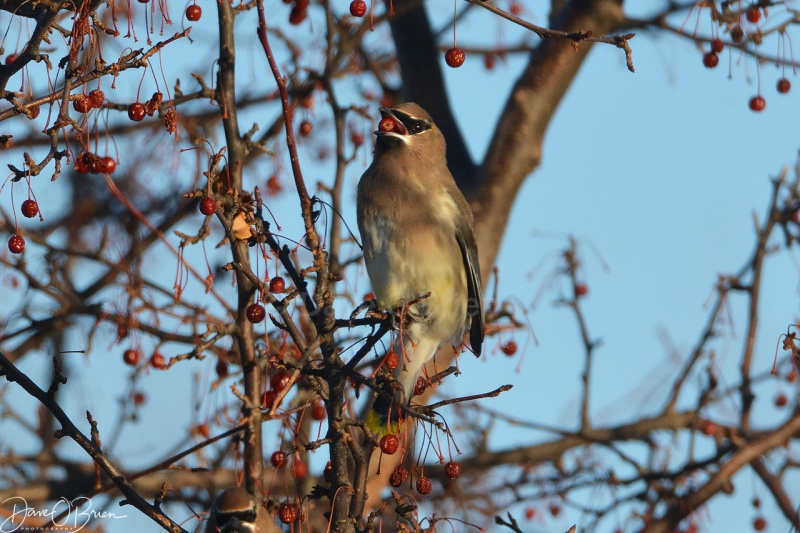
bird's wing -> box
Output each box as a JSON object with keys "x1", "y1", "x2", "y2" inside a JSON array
[{"x1": 454, "y1": 215, "x2": 484, "y2": 356}]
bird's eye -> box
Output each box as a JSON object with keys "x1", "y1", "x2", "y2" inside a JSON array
[{"x1": 410, "y1": 122, "x2": 424, "y2": 134}]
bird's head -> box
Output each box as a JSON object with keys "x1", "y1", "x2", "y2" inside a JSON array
[
  {"x1": 209, "y1": 487, "x2": 259, "y2": 532},
  {"x1": 374, "y1": 103, "x2": 445, "y2": 158}
]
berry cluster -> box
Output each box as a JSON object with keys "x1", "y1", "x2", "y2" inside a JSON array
[{"x1": 75, "y1": 152, "x2": 117, "y2": 174}]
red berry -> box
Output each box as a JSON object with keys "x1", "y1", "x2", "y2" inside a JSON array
[
  {"x1": 215, "y1": 359, "x2": 229, "y2": 378},
  {"x1": 379, "y1": 434, "x2": 399, "y2": 455},
  {"x1": 186, "y1": 3, "x2": 202, "y2": 21},
  {"x1": 5, "y1": 54, "x2": 17, "y2": 64},
  {"x1": 196, "y1": 423, "x2": 210, "y2": 438},
  {"x1": 746, "y1": 7, "x2": 761, "y2": 24},
  {"x1": 246, "y1": 303, "x2": 266, "y2": 323},
  {"x1": 73, "y1": 96, "x2": 91, "y2": 113},
  {"x1": 444, "y1": 461, "x2": 460, "y2": 479},
  {"x1": 88, "y1": 89, "x2": 105, "y2": 108},
  {"x1": 127, "y1": 102, "x2": 146, "y2": 121},
  {"x1": 501, "y1": 340, "x2": 517, "y2": 356},
  {"x1": 266, "y1": 175, "x2": 282, "y2": 195},
  {"x1": 774, "y1": 392, "x2": 788, "y2": 407},
  {"x1": 711, "y1": 38, "x2": 724, "y2": 53},
  {"x1": 731, "y1": 25, "x2": 745, "y2": 43},
  {"x1": 703, "y1": 51, "x2": 719, "y2": 69},
  {"x1": 288, "y1": 6, "x2": 307, "y2": 25},
  {"x1": 414, "y1": 377, "x2": 426, "y2": 396},
  {"x1": 100, "y1": 156, "x2": 116, "y2": 174},
  {"x1": 509, "y1": 1, "x2": 522, "y2": 16},
  {"x1": 701, "y1": 420, "x2": 717, "y2": 436},
  {"x1": 123, "y1": 349, "x2": 140, "y2": 366},
  {"x1": 777, "y1": 78, "x2": 791, "y2": 94},
  {"x1": 349, "y1": 129, "x2": 364, "y2": 146},
  {"x1": 389, "y1": 464, "x2": 408, "y2": 487},
  {"x1": 749, "y1": 95, "x2": 766, "y2": 112},
  {"x1": 278, "y1": 502, "x2": 298, "y2": 524},
  {"x1": 271, "y1": 450, "x2": 288, "y2": 468},
  {"x1": 262, "y1": 390, "x2": 277, "y2": 409},
  {"x1": 311, "y1": 399, "x2": 326, "y2": 421},
  {"x1": 415, "y1": 475, "x2": 432, "y2": 495},
  {"x1": 7, "y1": 234, "x2": 25, "y2": 254},
  {"x1": 575, "y1": 283, "x2": 589, "y2": 297},
  {"x1": 384, "y1": 350, "x2": 399, "y2": 370},
  {"x1": 269, "y1": 276, "x2": 286, "y2": 293},
  {"x1": 293, "y1": 459, "x2": 308, "y2": 479},
  {"x1": 21, "y1": 199, "x2": 38, "y2": 218},
  {"x1": 549, "y1": 503, "x2": 561, "y2": 517},
  {"x1": 298, "y1": 119, "x2": 313, "y2": 137},
  {"x1": 378, "y1": 116, "x2": 400, "y2": 133},
  {"x1": 150, "y1": 351, "x2": 166, "y2": 369},
  {"x1": 270, "y1": 370, "x2": 291, "y2": 392},
  {"x1": 133, "y1": 391, "x2": 146, "y2": 405},
  {"x1": 484, "y1": 54, "x2": 496, "y2": 70},
  {"x1": 199, "y1": 197, "x2": 216, "y2": 216},
  {"x1": 349, "y1": 0, "x2": 366, "y2": 17},
  {"x1": 524, "y1": 507, "x2": 536, "y2": 520},
  {"x1": 445, "y1": 47, "x2": 465, "y2": 68},
  {"x1": 753, "y1": 516, "x2": 766, "y2": 531}
]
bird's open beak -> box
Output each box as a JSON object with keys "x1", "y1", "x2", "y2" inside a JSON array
[{"x1": 375, "y1": 107, "x2": 409, "y2": 137}]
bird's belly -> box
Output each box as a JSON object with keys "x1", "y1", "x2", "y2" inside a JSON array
[{"x1": 363, "y1": 222, "x2": 467, "y2": 344}]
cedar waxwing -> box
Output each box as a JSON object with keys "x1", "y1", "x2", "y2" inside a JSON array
[
  {"x1": 193, "y1": 487, "x2": 273, "y2": 533},
  {"x1": 357, "y1": 103, "x2": 484, "y2": 432}
]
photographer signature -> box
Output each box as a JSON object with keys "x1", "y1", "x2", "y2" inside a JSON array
[{"x1": 1, "y1": 496, "x2": 127, "y2": 532}]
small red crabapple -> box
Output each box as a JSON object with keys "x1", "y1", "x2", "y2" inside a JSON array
[
  {"x1": 271, "y1": 450, "x2": 288, "y2": 469},
  {"x1": 525, "y1": 507, "x2": 536, "y2": 520},
  {"x1": 298, "y1": 119, "x2": 313, "y2": 137},
  {"x1": 199, "y1": 197, "x2": 216, "y2": 216},
  {"x1": 416, "y1": 475, "x2": 432, "y2": 495},
  {"x1": 215, "y1": 359, "x2": 229, "y2": 378},
  {"x1": 379, "y1": 434, "x2": 399, "y2": 455},
  {"x1": 8, "y1": 234, "x2": 25, "y2": 254},
  {"x1": 389, "y1": 464, "x2": 408, "y2": 487},
  {"x1": 128, "y1": 102, "x2": 146, "y2": 121},
  {"x1": 774, "y1": 392, "x2": 788, "y2": 407},
  {"x1": 748, "y1": 95, "x2": 766, "y2": 112},
  {"x1": 123, "y1": 349, "x2": 140, "y2": 366},
  {"x1": 262, "y1": 390, "x2": 277, "y2": 409},
  {"x1": 72, "y1": 96, "x2": 91, "y2": 113},
  {"x1": 266, "y1": 175, "x2": 282, "y2": 195},
  {"x1": 21, "y1": 199, "x2": 39, "y2": 218},
  {"x1": 293, "y1": 459, "x2": 308, "y2": 479},
  {"x1": 777, "y1": 78, "x2": 791, "y2": 94},
  {"x1": 278, "y1": 502, "x2": 298, "y2": 524},
  {"x1": 501, "y1": 340, "x2": 518, "y2": 356},
  {"x1": 270, "y1": 370, "x2": 291, "y2": 392},
  {"x1": 196, "y1": 423, "x2": 210, "y2": 438},
  {"x1": 186, "y1": 4, "x2": 201, "y2": 21},
  {"x1": 133, "y1": 391, "x2": 146, "y2": 405},
  {"x1": 88, "y1": 89, "x2": 105, "y2": 108},
  {"x1": 509, "y1": 1, "x2": 522, "y2": 16},
  {"x1": 702, "y1": 51, "x2": 719, "y2": 69},
  {"x1": 752, "y1": 496, "x2": 761, "y2": 508},
  {"x1": 311, "y1": 399, "x2": 326, "y2": 420},
  {"x1": 5, "y1": 54, "x2": 17, "y2": 64},
  {"x1": 753, "y1": 516, "x2": 767, "y2": 531},
  {"x1": 101, "y1": 156, "x2": 116, "y2": 174},
  {"x1": 150, "y1": 352, "x2": 166, "y2": 369},
  {"x1": 746, "y1": 7, "x2": 761, "y2": 24},
  {"x1": 269, "y1": 276, "x2": 286, "y2": 293},
  {"x1": 444, "y1": 461, "x2": 461, "y2": 479},
  {"x1": 378, "y1": 117, "x2": 399, "y2": 133},
  {"x1": 711, "y1": 38, "x2": 724, "y2": 53},
  {"x1": 246, "y1": 303, "x2": 266, "y2": 323},
  {"x1": 701, "y1": 420, "x2": 717, "y2": 436},
  {"x1": 414, "y1": 377, "x2": 426, "y2": 396},
  {"x1": 445, "y1": 47, "x2": 465, "y2": 68},
  {"x1": 384, "y1": 350, "x2": 399, "y2": 370},
  {"x1": 349, "y1": 0, "x2": 366, "y2": 17},
  {"x1": 288, "y1": 5, "x2": 307, "y2": 25},
  {"x1": 484, "y1": 54, "x2": 496, "y2": 70},
  {"x1": 731, "y1": 25, "x2": 745, "y2": 43},
  {"x1": 575, "y1": 283, "x2": 589, "y2": 297},
  {"x1": 549, "y1": 502, "x2": 561, "y2": 517}
]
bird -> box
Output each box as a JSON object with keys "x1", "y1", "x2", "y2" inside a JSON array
[
  {"x1": 356, "y1": 102, "x2": 484, "y2": 434},
  {"x1": 193, "y1": 487, "x2": 273, "y2": 533}
]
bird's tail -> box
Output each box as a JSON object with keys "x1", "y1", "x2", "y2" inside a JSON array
[{"x1": 367, "y1": 336, "x2": 440, "y2": 437}]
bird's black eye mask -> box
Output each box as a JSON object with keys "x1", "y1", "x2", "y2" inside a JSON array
[
  {"x1": 393, "y1": 111, "x2": 431, "y2": 135},
  {"x1": 215, "y1": 508, "x2": 257, "y2": 526}
]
